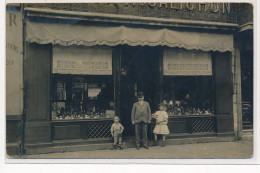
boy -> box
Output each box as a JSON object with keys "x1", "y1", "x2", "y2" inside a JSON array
[{"x1": 111, "y1": 116, "x2": 124, "y2": 150}]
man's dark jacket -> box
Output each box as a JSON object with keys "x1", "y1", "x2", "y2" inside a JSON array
[{"x1": 131, "y1": 101, "x2": 151, "y2": 124}]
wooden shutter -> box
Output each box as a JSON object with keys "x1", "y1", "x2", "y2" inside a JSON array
[
  {"x1": 214, "y1": 52, "x2": 234, "y2": 133},
  {"x1": 24, "y1": 43, "x2": 51, "y2": 143}
]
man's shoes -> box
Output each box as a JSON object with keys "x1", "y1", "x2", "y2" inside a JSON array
[
  {"x1": 136, "y1": 145, "x2": 140, "y2": 150},
  {"x1": 143, "y1": 146, "x2": 149, "y2": 149},
  {"x1": 153, "y1": 141, "x2": 158, "y2": 146}
]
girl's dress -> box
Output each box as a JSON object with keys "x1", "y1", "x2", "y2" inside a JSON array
[{"x1": 153, "y1": 110, "x2": 170, "y2": 135}]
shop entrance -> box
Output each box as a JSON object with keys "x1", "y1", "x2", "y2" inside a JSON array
[{"x1": 120, "y1": 46, "x2": 161, "y2": 137}]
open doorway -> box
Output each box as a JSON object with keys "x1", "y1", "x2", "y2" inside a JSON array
[{"x1": 120, "y1": 46, "x2": 161, "y2": 137}]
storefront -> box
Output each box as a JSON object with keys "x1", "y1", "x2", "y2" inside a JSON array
[{"x1": 7, "y1": 3, "x2": 252, "y2": 154}]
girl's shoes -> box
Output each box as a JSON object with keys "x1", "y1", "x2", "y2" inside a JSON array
[
  {"x1": 153, "y1": 141, "x2": 158, "y2": 146},
  {"x1": 118, "y1": 144, "x2": 123, "y2": 150},
  {"x1": 161, "y1": 141, "x2": 166, "y2": 147}
]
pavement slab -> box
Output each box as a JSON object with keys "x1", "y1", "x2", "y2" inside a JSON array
[{"x1": 18, "y1": 140, "x2": 253, "y2": 159}]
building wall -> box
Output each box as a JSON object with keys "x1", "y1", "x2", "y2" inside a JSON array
[
  {"x1": 6, "y1": 3, "x2": 254, "y2": 149},
  {"x1": 237, "y1": 3, "x2": 253, "y2": 25}
]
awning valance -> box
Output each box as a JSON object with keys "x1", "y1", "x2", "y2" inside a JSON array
[{"x1": 26, "y1": 21, "x2": 233, "y2": 52}]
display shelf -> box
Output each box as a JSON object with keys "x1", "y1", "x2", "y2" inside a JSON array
[
  {"x1": 51, "y1": 117, "x2": 114, "y2": 122},
  {"x1": 168, "y1": 114, "x2": 216, "y2": 118}
]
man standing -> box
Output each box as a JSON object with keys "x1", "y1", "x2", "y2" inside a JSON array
[{"x1": 131, "y1": 92, "x2": 151, "y2": 149}]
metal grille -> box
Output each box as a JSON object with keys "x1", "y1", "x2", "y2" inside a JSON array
[
  {"x1": 192, "y1": 117, "x2": 216, "y2": 134},
  {"x1": 88, "y1": 122, "x2": 113, "y2": 138}
]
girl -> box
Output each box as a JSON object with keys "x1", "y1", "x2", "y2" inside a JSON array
[{"x1": 152, "y1": 104, "x2": 170, "y2": 147}]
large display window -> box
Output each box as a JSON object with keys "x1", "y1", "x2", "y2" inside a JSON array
[
  {"x1": 51, "y1": 46, "x2": 115, "y2": 120},
  {"x1": 162, "y1": 48, "x2": 215, "y2": 116},
  {"x1": 51, "y1": 75, "x2": 115, "y2": 120}
]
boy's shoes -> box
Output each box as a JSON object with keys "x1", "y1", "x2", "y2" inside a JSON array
[
  {"x1": 161, "y1": 141, "x2": 166, "y2": 147},
  {"x1": 153, "y1": 141, "x2": 158, "y2": 146}
]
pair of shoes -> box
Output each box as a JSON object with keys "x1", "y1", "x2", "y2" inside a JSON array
[
  {"x1": 118, "y1": 145, "x2": 123, "y2": 150},
  {"x1": 136, "y1": 145, "x2": 140, "y2": 150},
  {"x1": 153, "y1": 141, "x2": 158, "y2": 146},
  {"x1": 161, "y1": 141, "x2": 166, "y2": 147},
  {"x1": 143, "y1": 146, "x2": 149, "y2": 149}
]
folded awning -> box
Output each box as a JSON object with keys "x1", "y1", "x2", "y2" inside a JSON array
[{"x1": 26, "y1": 21, "x2": 233, "y2": 52}]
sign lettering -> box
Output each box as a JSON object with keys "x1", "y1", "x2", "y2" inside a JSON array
[
  {"x1": 6, "y1": 59, "x2": 15, "y2": 66},
  {"x1": 9, "y1": 12, "x2": 17, "y2": 26},
  {"x1": 128, "y1": 3, "x2": 231, "y2": 14},
  {"x1": 6, "y1": 6, "x2": 23, "y2": 116}
]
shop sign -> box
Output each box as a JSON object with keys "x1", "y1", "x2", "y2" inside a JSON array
[
  {"x1": 6, "y1": 5, "x2": 23, "y2": 116},
  {"x1": 163, "y1": 49, "x2": 212, "y2": 76},
  {"x1": 25, "y1": 3, "x2": 236, "y2": 23},
  {"x1": 127, "y1": 3, "x2": 231, "y2": 14},
  {"x1": 53, "y1": 47, "x2": 112, "y2": 75}
]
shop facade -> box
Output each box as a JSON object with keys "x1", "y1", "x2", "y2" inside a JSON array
[{"x1": 6, "y1": 3, "x2": 253, "y2": 154}]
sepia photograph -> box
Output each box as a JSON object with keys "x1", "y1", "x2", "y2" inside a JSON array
[{"x1": 5, "y1": 1, "x2": 254, "y2": 161}]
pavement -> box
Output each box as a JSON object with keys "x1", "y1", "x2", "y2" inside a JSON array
[{"x1": 18, "y1": 139, "x2": 253, "y2": 159}]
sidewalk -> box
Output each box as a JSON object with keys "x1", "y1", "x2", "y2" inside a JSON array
[{"x1": 18, "y1": 139, "x2": 253, "y2": 159}]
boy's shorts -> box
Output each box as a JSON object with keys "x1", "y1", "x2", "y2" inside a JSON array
[{"x1": 114, "y1": 131, "x2": 122, "y2": 137}]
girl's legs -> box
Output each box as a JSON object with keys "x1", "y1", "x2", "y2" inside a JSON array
[
  {"x1": 154, "y1": 134, "x2": 158, "y2": 141},
  {"x1": 161, "y1": 135, "x2": 166, "y2": 147},
  {"x1": 153, "y1": 134, "x2": 158, "y2": 146},
  {"x1": 162, "y1": 135, "x2": 166, "y2": 142}
]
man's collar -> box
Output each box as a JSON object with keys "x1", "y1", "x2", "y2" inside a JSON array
[{"x1": 138, "y1": 101, "x2": 144, "y2": 105}]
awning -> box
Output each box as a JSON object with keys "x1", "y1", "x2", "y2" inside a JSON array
[{"x1": 26, "y1": 21, "x2": 233, "y2": 52}]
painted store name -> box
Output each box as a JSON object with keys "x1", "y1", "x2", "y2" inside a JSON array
[{"x1": 125, "y1": 3, "x2": 231, "y2": 14}]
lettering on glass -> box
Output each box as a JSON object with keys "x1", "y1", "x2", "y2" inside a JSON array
[
  {"x1": 57, "y1": 60, "x2": 108, "y2": 70},
  {"x1": 168, "y1": 64, "x2": 209, "y2": 71}
]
